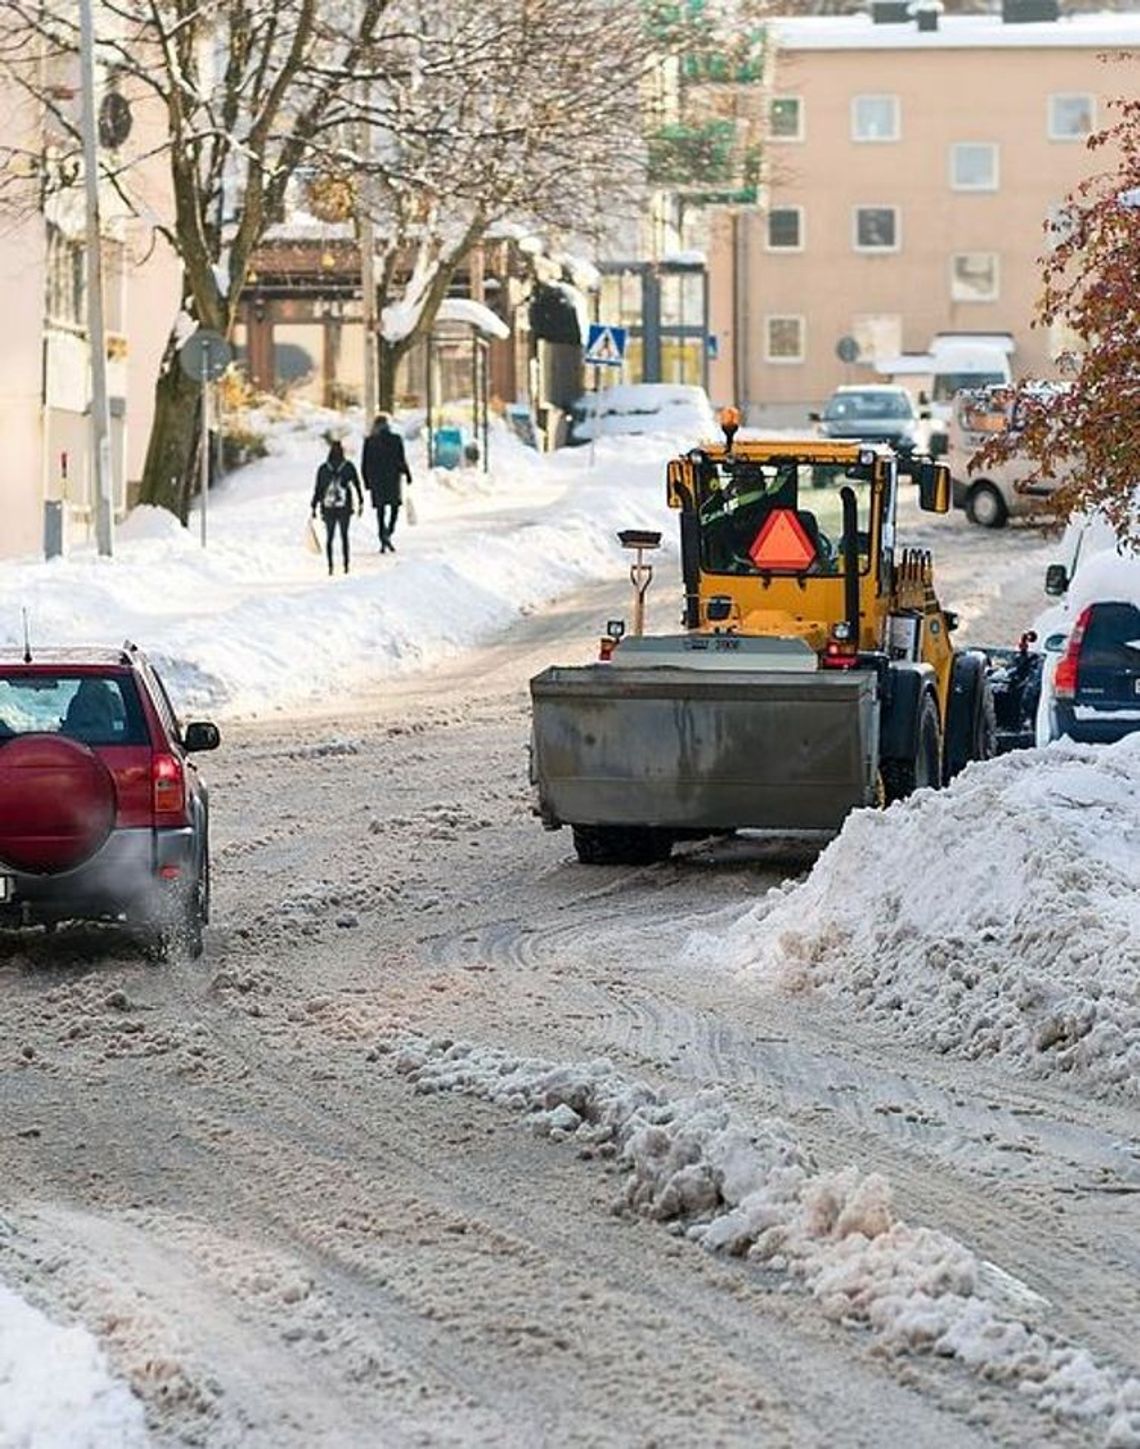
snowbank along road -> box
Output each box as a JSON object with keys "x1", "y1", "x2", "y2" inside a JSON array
[{"x1": 1, "y1": 518, "x2": 1138, "y2": 1449}]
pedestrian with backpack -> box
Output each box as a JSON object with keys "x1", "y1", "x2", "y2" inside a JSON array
[
  {"x1": 310, "y1": 439, "x2": 364, "y2": 575},
  {"x1": 360, "y1": 414, "x2": 413, "y2": 553}
]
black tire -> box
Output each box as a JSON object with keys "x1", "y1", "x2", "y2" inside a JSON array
[
  {"x1": 943, "y1": 653, "x2": 997, "y2": 783},
  {"x1": 881, "y1": 692, "x2": 942, "y2": 803},
  {"x1": 966, "y1": 482, "x2": 1008, "y2": 529},
  {"x1": 144, "y1": 854, "x2": 207, "y2": 963},
  {"x1": 571, "y1": 825, "x2": 673, "y2": 866}
]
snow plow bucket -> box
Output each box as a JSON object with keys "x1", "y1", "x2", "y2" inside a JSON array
[{"x1": 530, "y1": 665, "x2": 880, "y2": 834}]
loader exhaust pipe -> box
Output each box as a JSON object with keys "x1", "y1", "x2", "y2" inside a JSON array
[{"x1": 840, "y1": 486, "x2": 860, "y2": 644}]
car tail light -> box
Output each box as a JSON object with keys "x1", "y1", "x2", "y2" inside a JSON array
[
  {"x1": 152, "y1": 752, "x2": 186, "y2": 818},
  {"x1": 1054, "y1": 606, "x2": 1093, "y2": 700}
]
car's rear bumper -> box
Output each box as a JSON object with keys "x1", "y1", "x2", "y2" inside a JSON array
[
  {"x1": 0, "y1": 826, "x2": 195, "y2": 926},
  {"x1": 1054, "y1": 703, "x2": 1140, "y2": 745}
]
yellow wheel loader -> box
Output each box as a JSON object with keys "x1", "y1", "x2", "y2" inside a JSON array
[{"x1": 529, "y1": 411, "x2": 995, "y2": 865}]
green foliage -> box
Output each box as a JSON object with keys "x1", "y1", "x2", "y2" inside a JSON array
[{"x1": 647, "y1": 120, "x2": 738, "y2": 186}]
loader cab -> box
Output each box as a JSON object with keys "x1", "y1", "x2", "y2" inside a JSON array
[{"x1": 668, "y1": 439, "x2": 900, "y2": 644}]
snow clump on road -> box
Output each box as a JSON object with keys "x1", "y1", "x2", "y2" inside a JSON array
[
  {"x1": 0, "y1": 1279, "x2": 148, "y2": 1448},
  {"x1": 697, "y1": 734, "x2": 1140, "y2": 1099},
  {"x1": 390, "y1": 1034, "x2": 1140, "y2": 1446}
]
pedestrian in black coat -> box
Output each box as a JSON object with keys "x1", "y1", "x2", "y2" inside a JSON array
[
  {"x1": 310, "y1": 440, "x2": 364, "y2": 575},
  {"x1": 361, "y1": 414, "x2": 412, "y2": 553}
]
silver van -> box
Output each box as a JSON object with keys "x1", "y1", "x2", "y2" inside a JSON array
[{"x1": 947, "y1": 386, "x2": 1064, "y2": 528}]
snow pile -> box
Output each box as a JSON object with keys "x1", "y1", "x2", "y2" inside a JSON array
[
  {"x1": 696, "y1": 736, "x2": 1140, "y2": 1097},
  {"x1": 0, "y1": 1280, "x2": 148, "y2": 1448},
  {"x1": 391, "y1": 1035, "x2": 1140, "y2": 1445},
  {"x1": 0, "y1": 407, "x2": 679, "y2": 720}
]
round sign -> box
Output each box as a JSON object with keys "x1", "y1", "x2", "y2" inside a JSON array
[
  {"x1": 835, "y1": 335, "x2": 860, "y2": 364},
  {"x1": 178, "y1": 328, "x2": 232, "y2": 382},
  {"x1": 98, "y1": 91, "x2": 133, "y2": 149}
]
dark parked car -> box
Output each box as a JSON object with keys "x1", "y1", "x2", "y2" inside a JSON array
[
  {"x1": 1050, "y1": 600, "x2": 1140, "y2": 745},
  {"x1": 0, "y1": 642, "x2": 219, "y2": 958},
  {"x1": 810, "y1": 385, "x2": 929, "y2": 456}
]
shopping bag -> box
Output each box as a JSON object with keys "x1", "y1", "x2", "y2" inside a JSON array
[
  {"x1": 405, "y1": 492, "x2": 418, "y2": 527},
  {"x1": 304, "y1": 515, "x2": 322, "y2": 554}
]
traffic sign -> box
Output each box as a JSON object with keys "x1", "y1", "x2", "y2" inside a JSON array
[
  {"x1": 585, "y1": 324, "x2": 627, "y2": 368},
  {"x1": 178, "y1": 328, "x2": 231, "y2": 382},
  {"x1": 835, "y1": 335, "x2": 860, "y2": 364}
]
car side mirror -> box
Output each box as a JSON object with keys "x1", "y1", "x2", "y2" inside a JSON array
[
  {"x1": 183, "y1": 721, "x2": 221, "y2": 752},
  {"x1": 808, "y1": 410, "x2": 821, "y2": 422},
  {"x1": 916, "y1": 460, "x2": 950, "y2": 514},
  {"x1": 1044, "y1": 563, "x2": 1069, "y2": 597}
]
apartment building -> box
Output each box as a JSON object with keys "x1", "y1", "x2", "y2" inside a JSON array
[
  {"x1": 705, "y1": 6, "x2": 1140, "y2": 424},
  {"x1": 0, "y1": 42, "x2": 178, "y2": 561}
]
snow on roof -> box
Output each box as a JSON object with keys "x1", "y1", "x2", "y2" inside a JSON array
[
  {"x1": 661, "y1": 248, "x2": 707, "y2": 268},
  {"x1": 553, "y1": 252, "x2": 601, "y2": 292},
  {"x1": 768, "y1": 10, "x2": 1140, "y2": 50},
  {"x1": 435, "y1": 297, "x2": 510, "y2": 339}
]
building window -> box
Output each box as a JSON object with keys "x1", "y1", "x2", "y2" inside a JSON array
[
  {"x1": 951, "y1": 142, "x2": 999, "y2": 192},
  {"x1": 1045, "y1": 201, "x2": 1076, "y2": 251},
  {"x1": 45, "y1": 224, "x2": 85, "y2": 327},
  {"x1": 1049, "y1": 93, "x2": 1094, "y2": 141},
  {"x1": 951, "y1": 252, "x2": 999, "y2": 302},
  {"x1": 854, "y1": 206, "x2": 899, "y2": 252},
  {"x1": 851, "y1": 95, "x2": 899, "y2": 142},
  {"x1": 769, "y1": 96, "x2": 803, "y2": 142},
  {"x1": 766, "y1": 207, "x2": 803, "y2": 250},
  {"x1": 765, "y1": 315, "x2": 804, "y2": 363}
]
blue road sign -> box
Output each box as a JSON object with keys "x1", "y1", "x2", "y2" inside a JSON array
[
  {"x1": 585, "y1": 324, "x2": 628, "y2": 367},
  {"x1": 706, "y1": 334, "x2": 720, "y2": 361}
]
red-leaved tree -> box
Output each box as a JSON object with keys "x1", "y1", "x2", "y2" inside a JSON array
[{"x1": 978, "y1": 81, "x2": 1140, "y2": 543}]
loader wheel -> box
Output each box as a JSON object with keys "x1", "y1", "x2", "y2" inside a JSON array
[
  {"x1": 881, "y1": 692, "x2": 942, "y2": 803},
  {"x1": 943, "y1": 653, "x2": 997, "y2": 784},
  {"x1": 571, "y1": 825, "x2": 674, "y2": 866}
]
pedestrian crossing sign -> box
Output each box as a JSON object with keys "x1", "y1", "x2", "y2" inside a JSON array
[{"x1": 584, "y1": 324, "x2": 628, "y2": 367}]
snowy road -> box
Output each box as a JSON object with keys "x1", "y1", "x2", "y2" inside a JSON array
[{"x1": 2, "y1": 517, "x2": 1137, "y2": 1448}]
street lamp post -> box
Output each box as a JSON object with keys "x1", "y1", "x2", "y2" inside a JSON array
[{"x1": 78, "y1": 0, "x2": 114, "y2": 557}]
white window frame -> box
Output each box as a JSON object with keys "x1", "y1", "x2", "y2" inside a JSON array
[
  {"x1": 1048, "y1": 93, "x2": 1095, "y2": 141},
  {"x1": 765, "y1": 315, "x2": 805, "y2": 364},
  {"x1": 950, "y1": 252, "x2": 1000, "y2": 303},
  {"x1": 853, "y1": 205, "x2": 900, "y2": 253},
  {"x1": 950, "y1": 142, "x2": 999, "y2": 192},
  {"x1": 851, "y1": 94, "x2": 900, "y2": 143},
  {"x1": 766, "y1": 206, "x2": 804, "y2": 252},
  {"x1": 769, "y1": 95, "x2": 804, "y2": 143}
]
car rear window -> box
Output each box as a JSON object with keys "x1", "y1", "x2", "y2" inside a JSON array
[
  {"x1": 1081, "y1": 603, "x2": 1140, "y2": 669},
  {"x1": 0, "y1": 673, "x2": 149, "y2": 747}
]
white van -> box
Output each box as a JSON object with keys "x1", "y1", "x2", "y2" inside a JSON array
[
  {"x1": 947, "y1": 385, "x2": 1064, "y2": 528},
  {"x1": 877, "y1": 337, "x2": 1011, "y2": 455}
]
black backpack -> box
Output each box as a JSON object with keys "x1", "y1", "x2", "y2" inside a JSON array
[{"x1": 322, "y1": 464, "x2": 348, "y2": 510}]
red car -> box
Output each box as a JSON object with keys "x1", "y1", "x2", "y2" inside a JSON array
[{"x1": 0, "y1": 643, "x2": 219, "y2": 959}]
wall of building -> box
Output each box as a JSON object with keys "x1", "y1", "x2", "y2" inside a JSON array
[{"x1": 707, "y1": 14, "x2": 1139, "y2": 425}]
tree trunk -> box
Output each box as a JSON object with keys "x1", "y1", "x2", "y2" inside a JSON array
[
  {"x1": 377, "y1": 337, "x2": 407, "y2": 413},
  {"x1": 139, "y1": 341, "x2": 202, "y2": 521}
]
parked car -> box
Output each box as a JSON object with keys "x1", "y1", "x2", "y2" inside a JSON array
[
  {"x1": 566, "y1": 383, "x2": 716, "y2": 446},
  {"x1": 810, "y1": 385, "x2": 928, "y2": 457},
  {"x1": 0, "y1": 642, "x2": 219, "y2": 958},
  {"x1": 1033, "y1": 525, "x2": 1140, "y2": 746},
  {"x1": 947, "y1": 384, "x2": 1067, "y2": 528}
]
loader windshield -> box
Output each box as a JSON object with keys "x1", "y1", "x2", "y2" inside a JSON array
[{"x1": 697, "y1": 458, "x2": 873, "y2": 577}]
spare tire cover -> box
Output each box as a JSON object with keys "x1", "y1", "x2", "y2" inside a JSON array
[{"x1": 0, "y1": 734, "x2": 117, "y2": 874}]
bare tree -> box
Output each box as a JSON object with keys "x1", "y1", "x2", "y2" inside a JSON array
[{"x1": 0, "y1": 0, "x2": 732, "y2": 516}]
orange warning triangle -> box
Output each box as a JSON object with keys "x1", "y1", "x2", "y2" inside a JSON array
[{"x1": 748, "y1": 508, "x2": 816, "y2": 570}]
